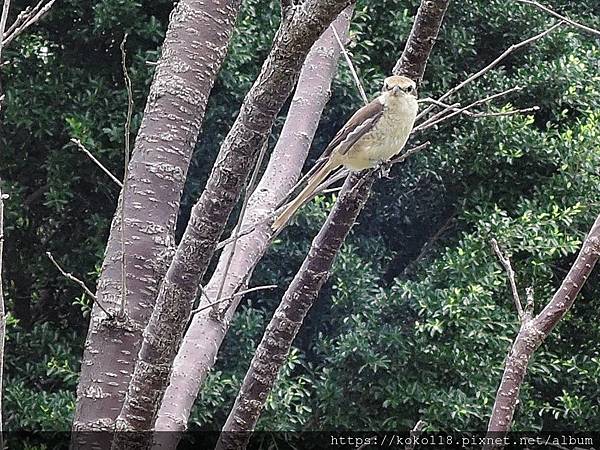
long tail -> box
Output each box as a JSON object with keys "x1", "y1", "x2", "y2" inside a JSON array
[{"x1": 272, "y1": 159, "x2": 339, "y2": 232}]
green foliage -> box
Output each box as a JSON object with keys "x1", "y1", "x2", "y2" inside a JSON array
[{"x1": 1, "y1": 0, "x2": 599, "y2": 434}]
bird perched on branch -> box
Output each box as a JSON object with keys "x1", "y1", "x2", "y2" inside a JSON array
[{"x1": 271, "y1": 75, "x2": 418, "y2": 232}]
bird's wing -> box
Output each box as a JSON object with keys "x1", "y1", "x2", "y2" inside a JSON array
[
  {"x1": 291, "y1": 99, "x2": 384, "y2": 195},
  {"x1": 323, "y1": 98, "x2": 384, "y2": 157}
]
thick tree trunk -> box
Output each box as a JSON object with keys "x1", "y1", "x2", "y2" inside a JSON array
[
  {"x1": 485, "y1": 213, "x2": 600, "y2": 443},
  {"x1": 153, "y1": 10, "x2": 353, "y2": 441},
  {"x1": 217, "y1": 0, "x2": 451, "y2": 446},
  {"x1": 72, "y1": 0, "x2": 241, "y2": 432},
  {"x1": 113, "y1": 0, "x2": 353, "y2": 440}
]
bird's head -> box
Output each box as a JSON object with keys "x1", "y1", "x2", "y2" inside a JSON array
[{"x1": 382, "y1": 75, "x2": 417, "y2": 98}]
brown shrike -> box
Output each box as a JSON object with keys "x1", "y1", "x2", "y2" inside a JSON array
[{"x1": 272, "y1": 75, "x2": 418, "y2": 232}]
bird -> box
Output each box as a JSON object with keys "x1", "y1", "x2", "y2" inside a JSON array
[{"x1": 271, "y1": 75, "x2": 419, "y2": 232}]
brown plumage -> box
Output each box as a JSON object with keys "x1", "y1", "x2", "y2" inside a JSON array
[{"x1": 272, "y1": 75, "x2": 418, "y2": 232}]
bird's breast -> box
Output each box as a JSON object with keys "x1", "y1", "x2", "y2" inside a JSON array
[{"x1": 343, "y1": 97, "x2": 417, "y2": 170}]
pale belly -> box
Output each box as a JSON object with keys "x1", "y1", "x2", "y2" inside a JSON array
[{"x1": 342, "y1": 124, "x2": 413, "y2": 170}]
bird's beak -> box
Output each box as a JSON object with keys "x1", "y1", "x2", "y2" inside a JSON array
[{"x1": 392, "y1": 85, "x2": 401, "y2": 96}]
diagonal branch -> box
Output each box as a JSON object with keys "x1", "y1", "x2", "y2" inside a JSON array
[
  {"x1": 216, "y1": 2, "x2": 450, "y2": 447},
  {"x1": 331, "y1": 23, "x2": 368, "y2": 105},
  {"x1": 152, "y1": 9, "x2": 354, "y2": 439},
  {"x1": 485, "y1": 213, "x2": 600, "y2": 441},
  {"x1": 1, "y1": 0, "x2": 56, "y2": 49},
  {"x1": 46, "y1": 252, "x2": 113, "y2": 319},
  {"x1": 516, "y1": 0, "x2": 600, "y2": 37},
  {"x1": 114, "y1": 0, "x2": 354, "y2": 441},
  {"x1": 491, "y1": 238, "x2": 524, "y2": 319},
  {"x1": 70, "y1": 139, "x2": 123, "y2": 188},
  {"x1": 415, "y1": 21, "x2": 562, "y2": 122}
]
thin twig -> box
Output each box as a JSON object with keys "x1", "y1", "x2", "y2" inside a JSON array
[
  {"x1": 2, "y1": 0, "x2": 56, "y2": 49},
  {"x1": 0, "y1": 0, "x2": 11, "y2": 65},
  {"x1": 491, "y1": 239, "x2": 524, "y2": 319},
  {"x1": 71, "y1": 138, "x2": 123, "y2": 187},
  {"x1": 3, "y1": 3, "x2": 29, "y2": 38},
  {"x1": 469, "y1": 105, "x2": 539, "y2": 118},
  {"x1": 516, "y1": 0, "x2": 600, "y2": 37},
  {"x1": 213, "y1": 139, "x2": 270, "y2": 312},
  {"x1": 419, "y1": 96, "x2": 539, "y2": 119},
  {"x1": 331, "y1": 24, "x2": 368, "y2": 105},
  {"x1": 0, "y1": 188, "x2": 7, "y2": 439},
  {"x1": 46, "y1": 251, "x2": 113, "y2": 318},
  {"x1": 192, "y1": 285, "x2": 277, "y2": 315},
  {"x1": 415, "y1": 86, "x2": 523, "y2": 132},
  {"x1": 435, "y1": 22, "x2": 562, "y2": 105},
  {"x1": 119, "y1": 33, "x2": 133, "y2": 318},
  {"x1": 415, "y1": 21, "x2": 563, "y2": 122}
]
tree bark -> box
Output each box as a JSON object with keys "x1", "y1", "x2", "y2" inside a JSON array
[
  {"x1": 113, "y1": 0, "x2": 354, "y2": 440},
  {"x1": 485, "y1": 213, "x2": 600, "y2": 443},
  {"x1": 73, "y1": 0, "x2": 242, "y2": 432},
  {"x1": 153, "y1": 9, "x2": 353, "y2": 441},
  {"x1": 217, "y1": 0, "x2": 451, "y2": 446}
]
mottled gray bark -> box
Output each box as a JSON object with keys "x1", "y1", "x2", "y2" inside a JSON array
[
  {"x1": 217, "y1": 0, "x2": 450, "y2": 445},
  {"x1": 153, "y1": 10, "x2": 353, "y2": 441},
  {"x1": 73, "y1": 0, "x2": 241, "y2": 432},
  {"x1": 113, "y1": 0, "x2": 354, "y2": 440},
  {"x1": 485, "y1": 213, "x2": 600, "y2": 443}
]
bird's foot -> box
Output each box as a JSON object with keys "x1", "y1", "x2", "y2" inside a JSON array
[{"x1": 376, "y1": 161, "x2": 393, "y2": 179}]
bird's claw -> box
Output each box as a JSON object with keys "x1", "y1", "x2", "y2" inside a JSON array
[{"x1": 377, "y1": 162, "x2": 393, "y2": 179}]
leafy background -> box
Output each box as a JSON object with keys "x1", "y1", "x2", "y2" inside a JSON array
[{"x1": 0, "y1": 0, "x2": 599, "y2": 431}]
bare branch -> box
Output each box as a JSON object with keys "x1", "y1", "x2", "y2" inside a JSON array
[
  {"x1": 331, "y1": 23, "x2": 368, "y2": 105},
  {"x1": 486, "y1": 213, "x2": 600, "y2": 441},
  {"x1": 118, "y1": 33, "x2": 133, "y2": 319},
  {"x1": 0, "y1": 0, "x2": 11, "y2": 65},
  {"x1": 191, "y1": 285, "x2": 277, "y2": 314},
  {"x1": 70, "y1": 138, "x2": 123, "y2": 187},
  {"x1": 419, "y1": 96, "x2": 539, "y2": 120},
  {"x1": 217, "y1": 1, "x2": 450, "y2": 445},
  {"x1": 213, "y1": 139, "x2": 269, "y2": 312},
  {"x1": 0, "y1": 188, "x2": 7, "y2": 438},
  {"x1": 491, "y1": 238, "x2": 524, "y2": 319},
  {"x1": 46, "y1": 251, "x2": 113, "y2": 319},
  {"x1": 416, "y1": 21, "x2": 563, "y2": 122},
  {"x1": 1, "y1": 0, "x2": 56, "y2": 49},
  {"x1": 415, "y1": 86, "x2": 523, "y2": 132},
  {"x1": 516, "y1": 0, "x2": 600, "y2": 37},
  {"x1": 437, "y1": 22, "x2": 562, "y2": 105}
]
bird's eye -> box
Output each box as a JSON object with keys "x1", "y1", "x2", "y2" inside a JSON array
[
  {"x1": 384, "y1": 83, "x2": 390, "y2": 91},
  {"x1": 406, "y1": 85, "x2": 414, "y2": 93}
]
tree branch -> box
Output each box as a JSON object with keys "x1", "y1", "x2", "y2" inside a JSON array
[
  {"x1": 491, "y1": 238, "x2": 524, "y2": 320},
  {"x1": 0, "y1": 188, "x2": 7, "y2": 439},
  {"x1": 73, "y1": 0, "x2": 242, "y2": 434},
  {"x1": 415, "y1": 21, "x2": 562, "y2": 122},
  {"x1": 70, "y1": 138, "x2": 123, "y2": 188},
  {"x1": 216, "y1": 1, "x2": 450, "y2": 447},
  {"x1": 1, "y1": 0, "x2": 56, "y2": 49},
  {"x1": 114, "y1": 0, "x2": 354, "y2": 440},
  {"x1": 516, "y1": 0, "x2": 600, "y2": 37},
  {"x1": 152, "y1": 8, "x2": 354, "y2": 440},
  {"x1": 46, "y1": 251, "x2": 113, "y2": 319},
  {"x1": 331, "y1": 23, "x2": 368, "y2": 105},
  {"x1": 485, "y1": 213, "x2": 600, "y2": 441}
]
